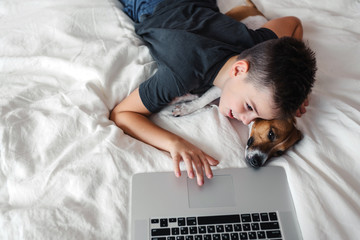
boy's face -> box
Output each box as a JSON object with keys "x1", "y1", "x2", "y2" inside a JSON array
[{"x1": 218, "y1": 75, "x2": 278, "y2": 125}]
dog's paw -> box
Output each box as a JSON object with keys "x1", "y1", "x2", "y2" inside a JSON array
[
  {"x1": 172, "y1": 103, "x2": 214, "y2": 117},
  {"x1": 172, "y1": 103, "x2": 191, "y2": 117}
]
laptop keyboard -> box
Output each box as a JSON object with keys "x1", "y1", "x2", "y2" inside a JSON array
[{"x1": 150, "y1": 212, "x2": 282, "y2": 240}]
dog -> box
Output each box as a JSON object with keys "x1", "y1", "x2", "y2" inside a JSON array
[
  {"x1": 171, "y1": 1, "x2": 303, "y2": 168},
  {"x1": 245, "y1": 117, "x2": 302, "y2": 168}
]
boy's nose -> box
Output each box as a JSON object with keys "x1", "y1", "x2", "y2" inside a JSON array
[{"x1": 241, "y1": 115, "x2": 254, "y2": 125}]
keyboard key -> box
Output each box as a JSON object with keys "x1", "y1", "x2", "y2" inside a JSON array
[
  {"x1": 269, "y1": 212, "x2": 278, "y2": 221},
  {"x1": 207, "y1": 225, "x2": 215, "y2": 233},
  {"x1": 178, "y1": 218, "x2": 186, "y2": 226},
  {"x1": 266, "y1": 230, "x2": 282, "y2": 238},
  {"x1": 251, "y1": 213, "x2": 260, "y2": 222},
  {"x1": 260, "y1": 213, "x2": 269, "y2": 221},
  {"x1": 176, "y1": 237, "x2": 185, "y2": 240},
  {"x1": 185, "y1": 236, "x2": 193, "y2": 240},
  {"x1": 187, "y1": 217, "x2": 197, "y2": 226},
  {"x1": 230, "y1": 233, "x2": 239, "y2": 240},
  {"x1": 234, "y1": 224, "x2": 242, "y2": 232},
  {"x1": 194, "y1": 235, "x2": 203, "y2": 240},
  {"x1": 180, "y1": 227, "x2": 188, "y2": 235},
  {"x1": 198, "y1": 226, "x2": 206, "y2": 233},
  {"x1": 242, "y1": 224, "x2": 250, "y2": 231},
  {"x1": 169, "y1": 218, "x2": 177, "y2": 223},
  {"x1": 222, "y1": 233, "x2": 230, "y2": 240},
  {"x1": 216, "y1": 225, "x2": 224, "y2": 232},
  {"x1": 260, "y1": 222, "x2": 279, "y2": 230},
  {"x1": 251, "y1": 223, "x2": 259, "y2": 231},
  {"x1": 190, "y1": 226, "x2": 197, "y2": 234},
  {"x1": 225, "y1": 224, "x2": 233, "y2": 232},
  {"x1": 152, "y1": 237, "x2": 166, "y2": 240},
  {"x1": 152, "y1": 228, "x2": 171, "y2": 236},
  {"x1": 168, "y1": 237, "x2": 175, "y2": 240},
  {"x1": 257, "y1": 231, "x2": 265, "y2": 239},
  {"x1": 239, "y1": 232, "x2": 248, "y2": 240},
  {"x1": 213, "y1": 234, "x2": 221, "y2": 240},
  {"x1": 198, "y1": 215, "x2": 241, "y2": 225},
  {"x1": 151, "y1": 219, "x2": 159, "y2": 224},
  {"x1": 248, "y1": 232, "x2": 256, "y2": 239},
  {"x1": 172, "y1": 227, "x2": 180, "y2": 235},
  {"x1": 204, "y1": 235, "x2": 211, "y2": 240},
  {"x1": 241, "y1": 214, "x2": 251, "y2": 222},
  {"x1": 160, "y1": 218, "x2": 168, "y2": 227}
]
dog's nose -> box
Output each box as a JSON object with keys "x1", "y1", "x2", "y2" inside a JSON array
[{"x1": 247, "y1": 154, "x2": 262, "y2": 168}]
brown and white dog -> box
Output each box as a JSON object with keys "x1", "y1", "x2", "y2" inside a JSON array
[
  {"x1": 171, "y1": 0, "x2": 303, "y2": 168},
  {"x1": 245, "y1": 118, "x2": 302, "y2": 168}
]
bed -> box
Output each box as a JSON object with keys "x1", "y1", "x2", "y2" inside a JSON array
[{"x1": 1, "y1": 0, "x2": 359, "y2": 239}]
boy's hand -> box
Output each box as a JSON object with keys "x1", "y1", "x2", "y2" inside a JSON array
[
  {"x1": 169, "y1": 138, "x2": 219, "y2": 186},
  {"x1": 111, "y1": 87, "x2": 219, "y2": 186},
  {"x1": 295, "y1": 98, "x2": 309, "y2": 117}
]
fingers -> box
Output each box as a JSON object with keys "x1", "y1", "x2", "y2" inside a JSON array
[
  {"x1": 304, "y1": 98, "x2": 309, "y2": 106},
  {"x1": 296, "y1": 98, "x2": 309, "y2": 118},
  {"x1": 183, "y1": 153, "x2": 205, "y2": 186},
  {"x1": 172, "y1": 151, "x2": 219, "y2": 186},
  {"x1": 183, "y1": 153, "x2": 196, "y2": 179},
  {"x1": 206, "y1": 154, "x2": 220, "y2": 166},
  {"x1": 172, "y1": 154, "x2": 182, "y2": 178},
  {"x1": 169, "y1": 139, "x2": 219, "y2": 186}
]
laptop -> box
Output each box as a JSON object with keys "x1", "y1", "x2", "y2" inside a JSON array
[{"x1": 130, "y1": 166, "x2": 302, "y2": 240}]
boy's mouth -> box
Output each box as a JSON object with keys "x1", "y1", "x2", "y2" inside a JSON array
[{"x1": 229, "y1": 109, "x2": 235, "y2": 119}]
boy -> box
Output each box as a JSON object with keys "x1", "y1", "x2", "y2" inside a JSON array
[{"x1": 111, "y1": 0, "x2": 317, "y2": 186}]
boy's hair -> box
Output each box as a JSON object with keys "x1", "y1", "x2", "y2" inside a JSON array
[{"x1": 238, "y1": 37, "x2": 317, "y2": 119}]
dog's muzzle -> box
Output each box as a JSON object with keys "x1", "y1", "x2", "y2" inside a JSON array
[
  {"x1": 246, "y1": 154, "x2": 262, "y2": 168},
  {"x1": 245, "y1": 137, "x2": 267, "y2": 168}
]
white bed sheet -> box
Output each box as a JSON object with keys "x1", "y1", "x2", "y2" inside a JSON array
[{"x1": 1, "y1": 0, "x2": 359, "y2": 239}]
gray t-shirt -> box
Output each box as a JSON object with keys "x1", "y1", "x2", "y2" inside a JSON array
[{"x1": 136, "y1": 0, "x2": 277, "y2": 113}]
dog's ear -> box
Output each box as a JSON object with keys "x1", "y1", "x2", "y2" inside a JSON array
[
  {"x1": 287, "y1": 128, "x2": 303, "y2": 147},
  {"x1": 272, "y1": 127, "x2": 303, "y2": 156}
]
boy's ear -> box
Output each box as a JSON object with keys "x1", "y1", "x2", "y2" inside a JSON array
[{"x1": 231, "y1": 60, "x2": 249, "y2": 77}]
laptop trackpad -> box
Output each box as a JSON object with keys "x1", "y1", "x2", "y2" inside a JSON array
[{"x1": 187, "y1": 175, "x2": 235, "y2": 208}]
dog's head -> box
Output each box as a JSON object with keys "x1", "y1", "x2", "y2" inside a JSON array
[{"x1": 245, "y1": 118, "x2": 302, "y2": 168}]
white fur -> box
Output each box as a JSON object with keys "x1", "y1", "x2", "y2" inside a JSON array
[{"x1": 172, "y1": 86, "x2": 221, "y2": 117}]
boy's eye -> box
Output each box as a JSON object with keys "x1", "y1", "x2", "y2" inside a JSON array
[{"x1": 246, "y1": 103, "x2": 253, "y2": 111}]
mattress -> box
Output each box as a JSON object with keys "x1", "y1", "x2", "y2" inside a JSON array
[{"x1": 1, "y1": 0, "x2": 359, "y2": 239}]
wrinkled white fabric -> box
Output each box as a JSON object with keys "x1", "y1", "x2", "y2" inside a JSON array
[{"x1": 1, "y1": 0, "x2": 359, "y2": 239}]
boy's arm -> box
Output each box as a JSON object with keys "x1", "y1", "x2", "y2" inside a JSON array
[
  {"x1": 110, "y1": 88, "x2": 219, "y2": 186},
  {"x1": 262, "y1": 16, "x2": 303, "y2": 40}
]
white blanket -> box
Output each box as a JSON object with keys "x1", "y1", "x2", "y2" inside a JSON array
[{"x1": 1, "y1": 0, "x2": 359, "y2": 239}]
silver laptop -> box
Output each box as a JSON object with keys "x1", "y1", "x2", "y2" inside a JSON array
[{"x1": 130, "y1": 166, "x2": 302, "y2": 240}]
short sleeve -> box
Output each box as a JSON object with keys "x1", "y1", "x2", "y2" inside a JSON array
[
  {"x1": 248, "y1": 27, "x2": 278, "y2": 44},
  {"x1": 139, "y1": 65, "x2": 187, "y2": 113}
]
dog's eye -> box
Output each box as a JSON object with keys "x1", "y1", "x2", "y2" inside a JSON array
[{"x1": 268, "y1": 129, "x2": 275, "y2": 141}]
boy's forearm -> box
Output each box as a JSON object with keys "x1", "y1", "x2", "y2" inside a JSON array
[
  {"x1": 110, "y1": 111, "x2": 180, "y2": 153},
  {"x1": 291, "y1": 19, "x2": 303, "y2": 40},
  {"x1": 262, "y1": 16, "x2": 303, "y2": 40}
]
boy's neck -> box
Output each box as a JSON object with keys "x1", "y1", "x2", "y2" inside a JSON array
[{"x1": 213, "y1": 55, "x2": 238, "y2": 89}]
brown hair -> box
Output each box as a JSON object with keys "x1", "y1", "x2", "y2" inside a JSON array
[{"x1": 238, "y1": 37, "x2": 317, "y2": 118}]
